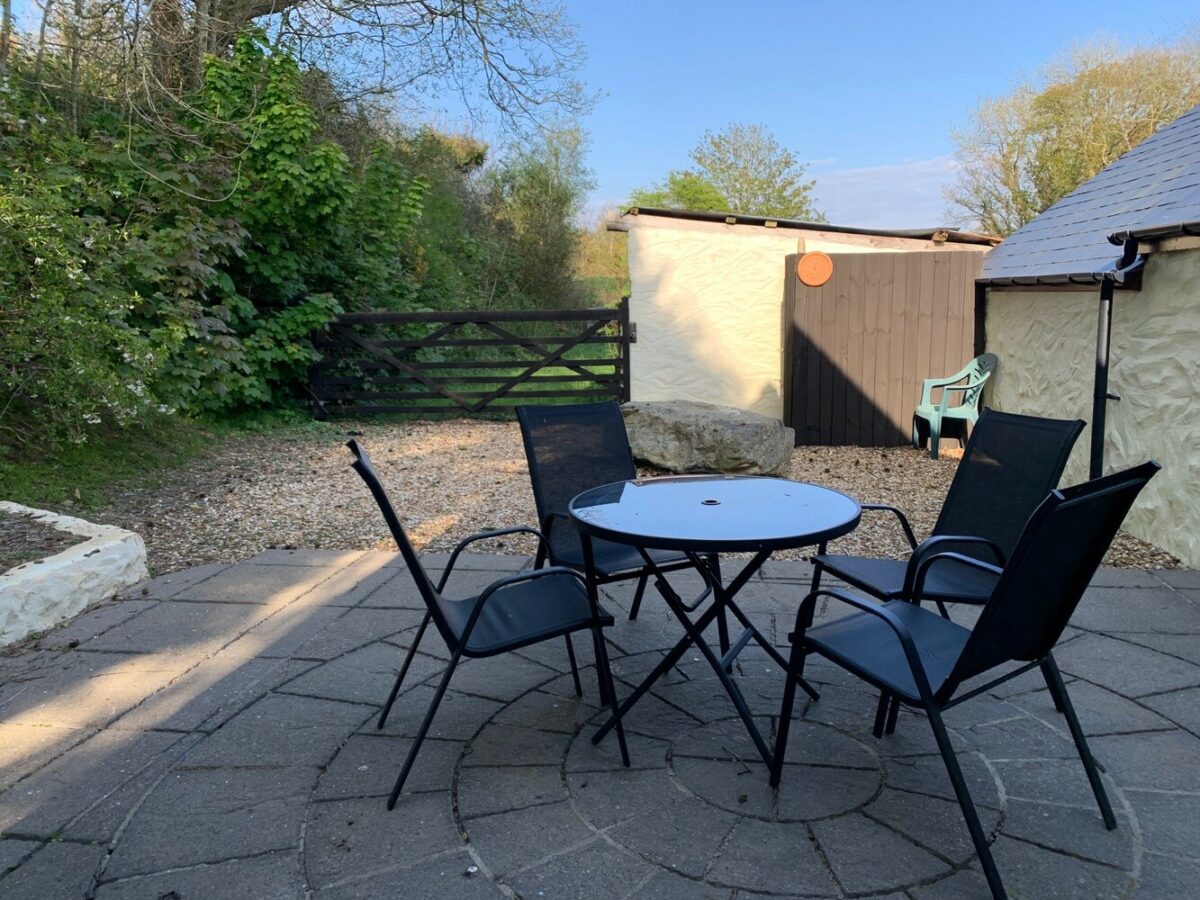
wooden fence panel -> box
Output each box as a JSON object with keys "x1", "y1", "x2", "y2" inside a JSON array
[
  {"x1": 309, "y1": 301, "x2": 630, "y2": 417},
  {"x1": 783, "y1": 252, "x2": 981, "y2": 446}
]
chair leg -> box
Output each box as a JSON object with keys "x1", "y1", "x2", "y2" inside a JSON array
[
  {"x1": 771, "y1": 636, "x2": 809, "y2": 787},
  {"x1": 810, "y1": 547, "x2": 826, "y2": 594},
  {"x1": 929, "y1": 414, "x2": 942, "y2": 460},
  {"x1": 628, "y1": 574, "x2": 647, "y2": 621},
  {"x1": 378, "y1": 611, "x2": 432, "y2": 730},
  {"x1": 1041, "y1": 655, "x2": 1116, "y2": 829},
  {"x1": 387, "y1": 647, "x2": 462, "y2": 809},
  {"x1": 912, "y1": 415, "x2": 924, "y2": 450},
  {"x1": 872, "y1": 692, "x2": 891, "y2": 739},
  {"x1": 565, "y1": 634, "x2": 582, "y2": 697},
  {"x1": 884, "y1": 695, "x2": 901, "y2": 735},
  {"x1": 926, "y1": 702, "x2": 1007, "y2": 900},
  {"x1": 592, "y1": 624, "x2": 630, "y2": 767}
]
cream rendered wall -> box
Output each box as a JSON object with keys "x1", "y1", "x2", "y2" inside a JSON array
[
  {"x1": 986, "y1": 249, "x2": 1200, "y2": 566},
  {"x1": 625, "y1": 220, "x2": 906, "y2": 419}
]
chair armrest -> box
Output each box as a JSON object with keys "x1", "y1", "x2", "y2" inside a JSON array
[
  {"x1": 438, "y1": 526, "x2": 549, "y2": 593},
  {"x1": 920, "y1": 363, "x2": 973, "y2": 405},
  {"x1": 794, "y1": 588, "x2": 936, "y2": 700},
  {"x1": 860, "y1": 503, "x2": 919, "y2": 549},
  {"x1": 460, "y1": 565, "x2": 590, "y2": 640},
  {"x1": 910, "y1": 552, "x2": 1003, "y2": 606},
  {"x1": 936, "y1": 378, "x2": 990, "y2": 413}
]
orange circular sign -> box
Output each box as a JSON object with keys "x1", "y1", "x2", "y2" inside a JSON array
[{"x1": 797, "y1": 251, "x2": 833, "y2": 287}]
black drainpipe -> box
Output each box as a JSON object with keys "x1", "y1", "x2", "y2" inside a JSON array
[{"x1": 1089, "y1": 239, "x2": 1143, "y2": 479}]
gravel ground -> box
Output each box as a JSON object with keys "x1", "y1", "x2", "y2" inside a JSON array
[{"x1": 79, "y1": 419, "x2": 1177, "y2": 575}]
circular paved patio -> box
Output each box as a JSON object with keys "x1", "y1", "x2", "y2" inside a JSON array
[{"x1": 304, "y1": 642, "x2": 1139, "y2": 899}]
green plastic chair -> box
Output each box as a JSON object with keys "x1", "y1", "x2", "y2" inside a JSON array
[{"x1": 912, "y1": 353, "x2": 998, "y2": 459}]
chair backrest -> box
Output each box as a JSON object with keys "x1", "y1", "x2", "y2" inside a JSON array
[
  {"x1": 347, "y1": 440, "x2": 455, "y2": 645},
  {"x1": 516, "y1": 401, "x2": 637, "y2": 562},
  {"x1": 960, "y1": 353, "x2": 998, "y2": 409},
  {"x1": 933, "y1": 409, "x2": 1084, "y2": 561},
  {"x1": 944, "y1": 460, "x2": 1160, "y2": 695}
]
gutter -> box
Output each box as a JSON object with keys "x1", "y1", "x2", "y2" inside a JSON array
[{"x1": 1108, "y1": 219, "x2": 1200, "y2": 244}]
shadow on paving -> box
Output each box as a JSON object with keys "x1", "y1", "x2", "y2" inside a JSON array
[{"x1": 0, "y1": 551, "x2": 1197, "y2": 899}]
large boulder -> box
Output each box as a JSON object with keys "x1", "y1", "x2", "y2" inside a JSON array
[{"x1": 621, "y1": 401, "x2": 795, "y2": 475}]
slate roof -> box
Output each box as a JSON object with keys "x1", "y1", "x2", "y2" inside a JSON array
[{"x1": 981, "y1": 102, "x2": 1200, "y2": 284}]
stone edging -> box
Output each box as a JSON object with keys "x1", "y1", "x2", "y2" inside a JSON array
[{"x1": 0, "y1": 501, "x2": 148, "y2": 646}]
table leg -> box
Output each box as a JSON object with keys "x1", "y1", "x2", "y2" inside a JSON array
[
  {"x1": 591, "y1": 590, "x2": 723, "y2": 745},
  {"x1": 594, "y1": 551, "x2": 776, "y2": 767},
  {"x1": 710, "y1": 553, "x2": 731, "y2": 667}
]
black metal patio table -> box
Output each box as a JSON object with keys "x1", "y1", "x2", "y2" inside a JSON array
[{"x1": 570, "y1": 474, "x2": 861, "y2": 769}]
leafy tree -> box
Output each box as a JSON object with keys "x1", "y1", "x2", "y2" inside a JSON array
[
  {"x1": 947, "y1": 38, "x2": 1200, "y2": 235},
  {"x1": 630, "y1": 170, "x2": 729, "y2": 212},
  {"x1": 487, "y1": 125, "x2": 595, "y2": 308},
  {"x1": 630, "y1": 123, "x2": 824, "y2": 220},
  {"x1": 691, "y1": 124, "x2": 823, "y2": 219}
]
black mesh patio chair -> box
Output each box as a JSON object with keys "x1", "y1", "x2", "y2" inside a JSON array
[
  {"x1": 347, "y1": 439, "x2": 629, "y2": 809},
  {"x1": 812, "y1": 409, "x2": 1084, "y2": 615},
  {"x1": 517, "y1": 401, "x2": 712, "y2": 623},
  {"x1": 772, "y1": 461, "x2": 1160, "y2": 900}
]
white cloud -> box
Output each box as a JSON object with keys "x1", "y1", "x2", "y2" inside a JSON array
[{"x1": 811, "y1": 156, "x2": 961, "y2": 229}]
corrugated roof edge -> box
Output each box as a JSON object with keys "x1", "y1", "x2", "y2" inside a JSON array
[{"x1": 619, "y1": 206, "x2": 1002, "y2": 246}]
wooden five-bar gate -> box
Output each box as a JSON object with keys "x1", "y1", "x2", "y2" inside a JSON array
[{"x1": 308, "y1": 301, "x2": 631, "y2": 417}]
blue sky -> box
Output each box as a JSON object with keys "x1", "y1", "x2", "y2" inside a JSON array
[{"x1": 563, "y1": 1, "x2": 1197, "y2": 228}]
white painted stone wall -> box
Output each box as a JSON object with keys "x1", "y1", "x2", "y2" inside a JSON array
[
  {"x1": 625, "y1": 216, "x2": 985, "y2": 419},
  {"x1": 985, "y1": 249, "x2": 1200, "y2": 566},
  {"x1": 0, "y1": 503, "x2": 148, "y2": 645}
]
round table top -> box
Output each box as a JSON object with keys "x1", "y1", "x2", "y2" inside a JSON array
[{"x1": 568, "y1": 474, "x2": 861, "y2": 552}]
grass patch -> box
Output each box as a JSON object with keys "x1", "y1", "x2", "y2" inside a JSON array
[
  {"x1": 0, "y1": 416, "x2": 220, "y2": 512},
  {"x1": 0, "y1": 405, "x2": 344, "y2": 512}
]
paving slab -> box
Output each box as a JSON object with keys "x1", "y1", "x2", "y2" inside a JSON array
[
  {"x1": 0, "y1": 839, "x2": 39, "y2": 875},
  {"x1": 82, "y1": 600, "x2": 268, "y2": 658},
  {"x1": 313, "y1": 849, "x2": 505, "y2": 899},
  {"x1": 94, "y1": 850, "x2": 304, "y2": 899},
  {"x1": 0, "y1": 722, "x2": 94, "y2": 790},
  {"x1": 121, "y1": 563, "x2": 230, "y2": 600},
  {"x1": 172, "y1": 563, "x2": 337, "y2": 605},
  {"x1": 102, "y1": 765, "x2": 318, "y2": 879},
  {"x1": 180, "y1": 693, "x2": 367, "y2": 767},
  {"x1": 312, "y1": 734, "x2": 465, "y2": 800},
  {"x1": 0, "y1": 841, "x2": 102, "y2": 900},
  {"x1": 304, "y1": 793, "x2": 461, "y2": 889},
  {"x1": 0, "y1": 728, "x2": 184, "y2": 838},
  {"x1": 503, "y1": 836, "x2": 659, "y2": 898},
  {"x1": 0, "y1": 650, "x2": 192, "y2": 729},
  {"x1": 1055, "y1": 633, "x2": 1200, "y2": 697},
  {"x1": 108, "y1": 656, "x2": 318, "y2": 734},
  {"x1": 1140, "y1": 684, "x2": 1200, "y2": 735},
  {"x1": 34, "y1": 599, "x2": 159, "y2": 651}
]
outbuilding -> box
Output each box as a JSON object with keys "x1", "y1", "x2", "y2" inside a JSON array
[
  {"x1": 611, "y1": 208, "x2": 996, "y2": 433},
  {"x1": 980, "y1": 102, "x2": 1200, "y2": 566}
]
